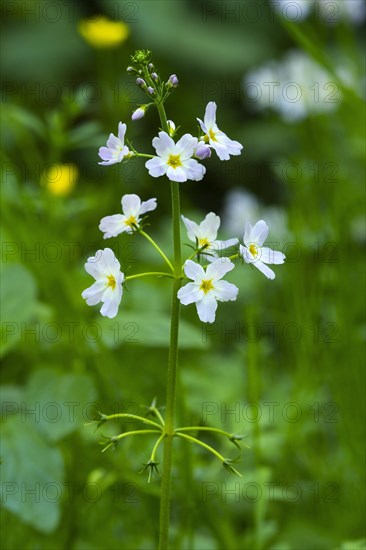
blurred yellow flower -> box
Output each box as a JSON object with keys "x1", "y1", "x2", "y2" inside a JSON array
[
  {"x1": 42, "y1": 164, "x2": 78, "y2": 196},
  {"x1": 78, "y1": 16, "x2": 129, "y2": 48}
]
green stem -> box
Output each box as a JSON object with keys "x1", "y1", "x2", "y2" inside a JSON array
[
  {"x1": 101, "y1": 429, "x2": 161, "y2": 453},
  {"x1": 151, "y1": 433, "x2": 166, "y2": 461},
  {"x1": 175, "y1": 426, "x2": 234, "y2": 438},
  {"x1": 125, "y1": 272, "x2": 173, "y2": 281},
  {"x1": 104, "y1": 413, "x2": 163, "y2": 430},
  {"x1": 139, "y1": 230, "x2": 174, "y2": 272},
  {"x1": 150, "y1": 407, "x2": 166, "y2": 427},
  {"x1": 156, "y1": 100, "x2": 182, "y2": 550},
  {"x1": 176, "y1": 432, "x2": 226, "y2": 462}
]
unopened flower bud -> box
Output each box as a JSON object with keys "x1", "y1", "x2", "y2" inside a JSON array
[
  {"x1": 127, "y1": 66, "x2": 134, "y2": 72},
  {"x1": 195, "y1": 141, "x2": 211, "y2": 159},
  {"x1": 136, "y1": 77, "x2": 146, "y2": 87},
  {"x1": 168, "y1": 74, "x2": 179, "y2": 87},
  {"x1": 147, "y1": 86, "x2": 155, "y2": 95},
  {"x1": 148, "y1": 63, "x2": 154, "y2": 70},
  {"x1": 131, "y1": 106, "x2": 146, "y2": 120},
  {"x1": 167, "y1": 120, "x2": 176, "y2": 137},
  {"x1": 151, "y1": 72, "x2": 158, "y2": 81}
]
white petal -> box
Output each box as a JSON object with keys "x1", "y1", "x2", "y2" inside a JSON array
[
  {"x1": 84, "y1": 257, "x2": 103, "y2": 278},
  {"x1": 240, "y1": 244, "x2": 255, "y2": 264},
  {"x1": 100, "y1": 298, "x2": 120, "y2": 318},
  {"x1": 145, "y1": 157, "x2": 167, "y2": 178},
  {"x1": 244, "y1": 222, "x2": 253, "y2": 245},
  {"x1": 106, "y1": 133, "x2": 120, "y2": 149},
  {"x1": 214, "y1": 238, "x2": 239, "y2": 251},
  {"x1": 122, "y1": 194, "x2": 141, "y2": 217},
  {"x1": 254, "y1": 260, "x2": 275, "y2": 280},
  {"x1": 152, "y1": 132, "x2": 174, "y2": 158},
  {"x1": 199, "y1": 212, "x2": 221, "y2": 241},
  {"x1": 99, "y1": 214, "x2": 128, "y2": 238},
  {"x1": 211, "y1": 141, "x2": 231, "y2": 161},
  {"x1": 139, "y1": 198, "x2": 157, "y2": 215},
  {"x1": 166, "y1": 166, "x2": 187, "y2": 182},
  {"x1": 206, "y1": 258, "x2": 235, "y2": 281},
  {"x1": 259, "y1": 247, "x2": 286, "y2": 265},
  {"x1": 183, "y1": 260, "x2": 205, "y2": 281},
  {"x1": 117, "y1": 122, "x2": 127, "y2": 143},
  {"x1": 97, "y1": 248, "x2": 121, "y2": 274},
  {"x1": 182, "y1": 158, "x2": 206, "y2": 181},
  {"x1": 181, "y1": 215, "x2": 199, "y2": 242},
  {"x1": 82, "y1": 281, "x2": 106, "y2": 305},
  {"x1": 196, "y1": 117, "x2": 207, "y2": 134},
  {"x1": 177, "y1": 282, "x2": 203, "y2": 305},
  {"x1": 175, "y1": 134, "x2": 198, "y2": 159},
  {"x1": 196, "y1": 294, "x2": 218, "y2": 323},
  {"x1": 249, "y1": 220, "x2": 269, "y2": 247},
  {"x1": 204, "y1": 102, "x2": 217, "y2": 129},
  {"x1": 213, "y1": 280, "x2": 239, "y2": 302}
]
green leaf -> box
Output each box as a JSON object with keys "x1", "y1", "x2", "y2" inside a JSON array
[
  {"x1": 0, "y1": 263, "x2": 38, "y2": 357},
  {"x1": 99, "y1": 310, "x2": 208, "y2": 349},
  {"x1": 25, "y1": 369, "x2": 98, "y2": 442},
  {"x1": 0, "y1": 416, "x2": 64, "y2": 533}
]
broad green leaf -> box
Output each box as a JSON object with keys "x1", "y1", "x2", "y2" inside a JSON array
[
  {"x1": 25, "y1": 369, "x2": 98, "y2": 442},
  {"x1": 100, "y1": 310, "x2": 208, "y2": 349},
  {"x1": 0, "y1": 263, "x2": 38, "y2": 357},
  {"x1": 0, "y1": 416, "x2": 64, "y2": 533}
]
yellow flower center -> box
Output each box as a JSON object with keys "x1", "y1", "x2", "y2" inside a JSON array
[
  {"x1": 106, "y1": 275, "x2": 116, "y2": 290},
  {"x1": 124, "y1": 215, "x2": 137, "y2": 228},
  {"x1": 249, "y1": 244, "x2": 258, "y2": 257},
  {"x1": 198, "y1": 238, "x2": 210, "y2": 249},
  {"x1": 200, "y1": 279, "x2": 214, "y2": 294},
  {"x1": 208, "y1": 129, "x2": 217, "y2": 142},
  {"x1": 167, "y1": 154, "x2": 182, "y2": 169}
]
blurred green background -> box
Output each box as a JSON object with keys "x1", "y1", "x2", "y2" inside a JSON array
[{"x1": 1, "y1": 1, "x2": 365, "y2": 549}]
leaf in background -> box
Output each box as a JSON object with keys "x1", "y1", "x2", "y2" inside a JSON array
[
  {"x1": 0, "y1": 263, "x2": 38, "y2": 357},
  {"x1": 0, "y1": 416, "x2": 64, "y2": 533},
  {"x1": 25, "y1": 369, "x2": 98, "y2": 442},
  {"x1": 99, "y1": 310, "x2": 208, "y2": 349}
]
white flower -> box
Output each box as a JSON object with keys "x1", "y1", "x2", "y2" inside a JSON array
[
  {"x1": 98, "y1": 122, "x2": 130, "y2": 165},
  {"x1": 99, "y1": 194, "x2": 157, "y2": 238},
  {"x1": 177, "y1": 259, "x2": 238, "y2": 323},
  {"x1": 197, "y1": 102, "x2": 243, "y2": 161},
  {"x1": 182, "y1": 212, "x2": 238, "y2": 260},
  {"x1": 82, "y1": 248, "x2": 124, "y2": 318},
  {"x1": 239, "y1": 220, "x2": 285, "y2": 280},
  {"x1": 145, "y1": 132, "x2": 206, "y2": 183}
]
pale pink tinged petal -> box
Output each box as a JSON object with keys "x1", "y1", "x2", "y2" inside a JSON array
[
  {"x1": 145, "y1": 157, "x2": 167, "y2": 178},
  {"x1": 183, "y1": 158, "x2": 206, "y2": 181},
  {"x1": 250, "y1": 220, "x2": 269, "y2": 247},
  {"x1": 181, "y1": 215, "x2": 199, "y2": 242},
  {"x1": 260, "y1": 247, "x2": 286, "y2": 265},
  {"x1": 99, "y1": 214, "x2": 127, "y2": 238},
  {"x1": 117, "y1": 122, "x2": 127, "y2": 142},
  {"x1": 199, "y1": 212, "x2": 221, "y2": 241},
  {"x1": 177, "y1": 282, "x2": 203, "y2": 305},
  {"x1": 213, "y1": 280, "x2": 239, "y2": 302},
  {"x1": 121, "y1": 194, "x2": 141, "y2": 217},
  {"x1": 254, "y1": 260, "x2": 276, "y2": 280},
  {"x1": 139, "y1": 198, "x2": 157, "y2": 215},
  {"x1": 244, "y1": 222, "x2": 253, "y2": 245},
  {"x1": 196, "y1": 294, "x2": 218, "y2": 323},
  {"x1": 106, "y1": 133, "x2": 120, "y2": 149},
  {"x1": 166, "y1": 166, "x2": 187, "y2": 182},
  {"x1": 183, "y1": 260, "x2": 205, "y2": 281},
  {"x1": 196, "y1": 117, "x2": 207, "y2": 134},
  {"x1": 175, "y1": 134, "x2": 198, "y2": 159},
  {"x1": 206, "y1": 258, "x2": 235, "y2": 280},
  {"x1": 204, "y1": 101, "x2": 217, "y2": 128},
  {"x1": 152, "y1": 131, "x2": 175, "y2": 157},
  {"x1": 98, "y1": 147, "x2": 114, "y2": 161}
]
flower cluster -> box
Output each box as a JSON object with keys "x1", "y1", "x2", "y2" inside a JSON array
[{"x1": 82, "y1": 53, "x2": 285, "y2": 323}]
